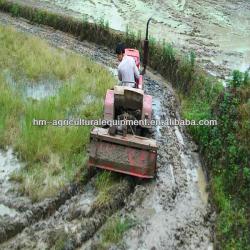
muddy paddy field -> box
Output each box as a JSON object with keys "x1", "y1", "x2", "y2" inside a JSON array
[
  {"x1": 10, "y1": 0, "x2": 250, "y2": 79},
  {"x1": 0, "y1": 10, "x2": 217, "y2": 250}
]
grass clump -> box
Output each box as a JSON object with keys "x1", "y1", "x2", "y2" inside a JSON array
[
  {"x1": 0, "y1": 25, "x2": 115, "y2": 201},
  {"x1": 94, "y1": 171, "x2": 119, "y2": 207},
  {"x1": 101, "y1": 216, "x2": 135, "y2": 245}
]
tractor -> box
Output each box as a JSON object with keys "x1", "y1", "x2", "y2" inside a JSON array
[{"x1": 88, "y1": 18, "x2": 158, "y2": 178}]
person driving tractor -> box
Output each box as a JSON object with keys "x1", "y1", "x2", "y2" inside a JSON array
[{"x1": 116, "y1": 43, "x2": 140, "y2": 88}]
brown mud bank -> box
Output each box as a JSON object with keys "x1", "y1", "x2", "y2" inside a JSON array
[
  {"x1": 8, "y1": 0, "x2": 250, "y2": 78},
  {"x1": 0, "y1": 12, "x2": 214, "y2": 250}
]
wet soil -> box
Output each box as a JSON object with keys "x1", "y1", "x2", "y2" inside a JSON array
[
  {"x1": 0, "y1": 12, "x2": 214, "y2": 249},
  {"x1": 0, "y1": 148, "x2": 28, "y2": 217},
  {"x1": 9, "y1": 0, "x2": 250, "y2": 79}
]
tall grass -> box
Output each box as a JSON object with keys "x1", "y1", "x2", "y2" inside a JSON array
[
  {"x1": 0, "y1": 25, "x2": 115, "y2": 201},
  {"x1": 0, "y1": 75, "x2": 23, "y2": 147}
]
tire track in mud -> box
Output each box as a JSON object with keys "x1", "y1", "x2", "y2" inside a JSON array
[
  {"x1": 0, "y1": 167, "x2": 92, "y2": 244},
  {"x1": 1, "y1": 175, "x2": 134, "y2": 249},
  {"x1": 0, "y1": 12, "x2": 214, "y2": 250}
]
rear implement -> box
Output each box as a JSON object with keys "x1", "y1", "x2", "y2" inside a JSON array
[{"x1": 89, "y1": 128, "x2": 157, "y2": 178}]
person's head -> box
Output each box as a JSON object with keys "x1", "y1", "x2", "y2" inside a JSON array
[{"x1": 116, "y1": 43, "x2": 125, "y2": 62}]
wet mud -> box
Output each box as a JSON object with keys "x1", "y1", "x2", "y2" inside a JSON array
[
  {"x1": 0, "y1": 148, "x2": 27, "y2": 217},
  {"x1": 0, "y1": 12, "x2": 214, "y2": 250}
]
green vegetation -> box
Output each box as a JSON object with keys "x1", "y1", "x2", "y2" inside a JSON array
[
  {"x1": 0, "y1": 25, "x2": 115, "y2": 201},
  {"x1": 98, "y1": 215, "x2": 135, "y2": 248},
  {"x1": 93, "y1": 171, "x2": 120, "y2": 207},
  {"x1": 102, "y1": 216, "x2": 135, "y2": 243},
  {"x1": 182, "y1": 70, "x2": 250, "y2": 249}
]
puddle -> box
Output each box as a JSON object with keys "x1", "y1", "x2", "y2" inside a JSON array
[
  {"x1": 208, "y1": 243, "x2": 214, "y2": 250},
  {"x1": 78, "y1": 183, "x2": 96, "y2": 215},
  {"x1": 25, "y1": 82, "x2": 60, "y2": 100},
  {"x1": 0, "y1": 148, "x2": 23, "y2": 197},
  {"x1": 196, "y1": 165, "x2": 209, "y2": 204},
  {"x1": 152, "y1": 98, "x2": 162, "y2": 138},
  {"x1": 0, "y1": 148, "x2": 22, "y2": 186},
  {"x1": 184, "y1": 152, "x2": 209, "y2": 204},
  {"x1": 0, "y1": 148, "x2": 22, "y2": 217},
  {"x1": 169, "y1": 164, "x2": 175, "y2": 184},
  {"x1": 175, "y1": 126, "x2": 184, "y2": 145},
  {"x1": 4, "y1": 72, "x2": 61, "y2": 100}
]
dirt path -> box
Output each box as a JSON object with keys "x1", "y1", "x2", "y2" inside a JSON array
[
  {"x1": 9, "y1": 0, "x2": 250, "y2": 79},
  {"x1": 0, "y1": 12, "x2": 214, "y2": 250}
]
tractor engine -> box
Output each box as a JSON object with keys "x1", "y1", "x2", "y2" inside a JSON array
[{"x1": 107, "y1": 86, "x2": 149, "y2": 137}]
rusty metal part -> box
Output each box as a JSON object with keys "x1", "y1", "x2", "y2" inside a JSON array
[{"x1": 88, "y1": 128, "x2": 157, "y2": 178}]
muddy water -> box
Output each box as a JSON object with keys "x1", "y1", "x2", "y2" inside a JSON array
[
  {"x1": 0, "y1": 148, "x2": 22, "y2": 195},
  {"x1": 4, "y1": 72, "x2": 61, "y2": 100},
  {"x1": 0, "y1": 149, "x2": 22, "y2": 217},
  {"x1": 0, "y1": 204, "x2": 19, "y2": 218},
  {"x1": 12, "y1": 0, "x2": 250, "y2": 78},
  {"x1": 25, "y1": 82, "x2": 60, "y2": 100},
  {"x1": 85, "y1": 74, "x2": 213, "y2": 249}
]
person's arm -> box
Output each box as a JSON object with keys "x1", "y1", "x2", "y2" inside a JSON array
[
  {"x1": 118, "y1": 67, "x2": 122, "y2": 81},
  {"x1": 133, "y1": 60, "x2": 140, "y2": 80}
]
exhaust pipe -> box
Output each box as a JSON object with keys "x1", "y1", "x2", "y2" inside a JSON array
[{"x1": 142, "y1": 17, "x2": 152, "y2": 75}]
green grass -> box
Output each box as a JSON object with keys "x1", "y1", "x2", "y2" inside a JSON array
[
  {"x1": 181, "y1": 70, "x2": 250, "y2": 249},
  {"x1": 93, "y1": 171, "x2": 119, "y2": 208},
  {"x1": 0, "y1": 25, "x2": 115, "y2": 201},
  {"x1": 101, "y1": 216, "x2": 135, "y2": 245}
]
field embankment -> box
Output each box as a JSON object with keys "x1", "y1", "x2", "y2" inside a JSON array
[{"x1": 182, "y1": 70, "x2": 250, "y2": 249}]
